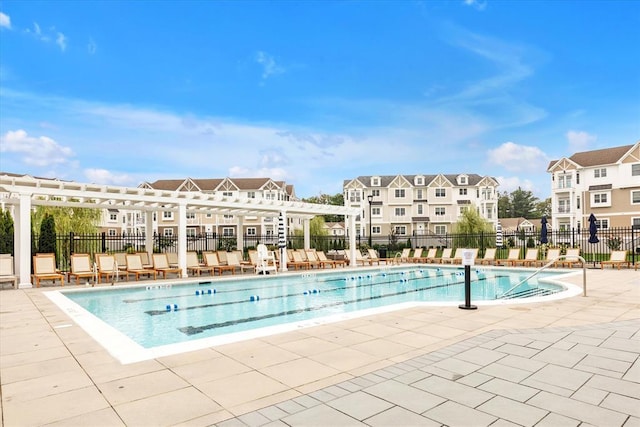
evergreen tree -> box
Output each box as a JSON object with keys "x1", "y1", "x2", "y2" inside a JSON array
[
  {"x1": 38, "y1": 214, "x2": 57, "y2": 255},
  {"x1": 0, "y1": 210, "x2": 14, "y2": 254},
  {"x1": 510, "y1": 188, "x2": 538, "y2": 218}
]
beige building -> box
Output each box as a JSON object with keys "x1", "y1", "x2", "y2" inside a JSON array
[
  {"x1": 100, "y1": 177, "x2": 301, "y2": 238},
  {"x1": 343, "y1": 174, "x2": 500, "y2": 240},
  {"x1": 547, "y1": 141, "x2": 640, "y2": 231}
]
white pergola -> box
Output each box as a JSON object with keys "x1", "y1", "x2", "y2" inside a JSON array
[{"x1": 0, "y1": 174, "x2": 361, "y2": 288}]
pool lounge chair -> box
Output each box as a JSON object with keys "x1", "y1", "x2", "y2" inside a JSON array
[
  {"x1": 511, "y1": 248, "x2": 539, "y2": 267},
  {"x1": 534, "y1": 248, "x2": 561, "y2": 268},
  {"x1": 495, "y1": 249, "x2": 521, "y2": 267},
  {"x1": 409, "y1": 248, "x2": 423, "y2": 263},
  {"x1": 560, "y1": 248, "x2": 582, "y2": 268},
  {"x1": 204, "y1": 252, "x2": 236, "y2": 275},
  {"x1": 435, "y1": 248, "x2": 453, "y2": 264},
  {"x1": 298, "y1": 249, "x2": 322, "y2": 269},
  {"x1": 317, "y1": 250, "x2": 346, "y2": 268},
  {"x1": 166, "y1": 252, "x2": 179, "y2": 268},
  {"x1": 32, "y1": 253, "x2": 65, "y2": 287},
  {"x1": 187, "y1": 252, "x2": 213, "y2": 276},
  {"x1": 152, "y1": 253, "x2": 183, "y2": 279},
  {"x1": 69, "y1": 253, "x2": 96, "y2": 285},
  {"x1": 96, "y1": 254, "x2": 129, "y2": 283},
  {"x1": 441, "y1": 248, "x2": 466, "y2": 264},
  {"x1": 0, "y1": 254, "x2": 18, "y2": 289},
  {"x1": 601, "y1": 250, "x2": 631, "y2": 270},
  {"x1": 138, "y1": 252, "x2": 153, "y2": 269},
  {"x1": 478, "y1": 248, "x2": 497, "y2": 265},
  {"x1": 398, "y1": 248, "x2": 411, "y2": 263},
  {"x1": 367, "y1": 248, "x2": 390, "y2": 265},
  {"x1": 421, "y1": 248, "x2": 438, "y2": 263},
  {"x1": 125, "y1": 254, "x2": 157, "y2": 281},
  {"x1": 113, "y1": 252, "x2": 128, "y2": 272},
  {"x1": 226, "y1": 251, "x2": 255, "y2": 274},
  {"x1": 289, "y1": 250, "x2": 311, "y2": 270}
]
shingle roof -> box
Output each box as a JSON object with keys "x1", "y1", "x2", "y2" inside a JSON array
[
  {"x1": 549, "y1": 144, "x2": 634, "y2": 169},
  {"x1": 344, "y1": 174, "x2": 493, "y2": 187}
]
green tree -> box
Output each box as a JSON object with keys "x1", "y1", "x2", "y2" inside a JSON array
[
  {"x1": 0, "y1": 210, "x2": 14, "y2": 254},
  {"x1": 452, "y1": 208, "x2": 494, "y2": 248},
  {"x1": 293, "y1": 216, "x2": 330, "y2": 250},
  {"x1": 32, "y1": 206, "x2": 102, "y2": 235},
  {"x1": 533, "y1": 198, "x2": 551, "y2": 218},
  {"x1": 38, "y1": 214, "x2": 57, "y2": 254},
  {"x1": 302, "y1": 193, "x2": 344, "y2": 223},
  {"x1": 497, "y1": 191, "x2": 512, "y2": 218},
  {"x1": 510, "y1": 188, "x2": 538, "y2": 218}
]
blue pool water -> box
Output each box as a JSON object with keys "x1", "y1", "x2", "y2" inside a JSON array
[{"x1": 61, "y1": 266, "x2": 568, "y2": 350}]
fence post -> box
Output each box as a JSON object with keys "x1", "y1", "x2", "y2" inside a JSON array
[
  {"x1": 101, "y1": 232, "x2": 106, "y2": 253},
  {"x1": 69, "y1": 231, "x2": 74, "y2": 255}
]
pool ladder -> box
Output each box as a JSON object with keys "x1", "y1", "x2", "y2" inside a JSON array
[{"x1": 499, "y1": 255, "x2": 587, "y2": 299}]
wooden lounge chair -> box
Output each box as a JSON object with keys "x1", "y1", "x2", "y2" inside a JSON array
[
  {"x1": 367, "y1": 248, "x2": 390, "y2": 265},
  {"x1": 534, "y1": 248, "x2": 561, "y2": 268},
  {"x1": 125, "y1": 254, "x2": 157, "y2": 280},
  {"x1": 317, "y1": 250, "x2": 346, "y2": 268},
  {"x1": 187, "y1": 252, "x2": 213, "y2": 276},
  {"x1": 166, "y1": 252, "x2": 179, "y2": 268},
  {"x1": 289, "y1": 250, "x2": 311, "y2": 270},
  {"x1": 227, "y1": 251, "x2": 255, "y2": 274},
  {"x1": 512, "y1": 248, "x2": 539, "y2": 267},
  {"x1": 32, "y1": 253, "x2": 64, "y2": 287},
  {"x1": 398, "y1": 248, "x2": 411, "y2": 263},
  {"x1": 204, "y1": 252, "x2": 236, "y2": 275},
  {"x1": 0, "y1": 254, "x2": 18, "y2": 289},
  {"x1": 409, "y1": 248, "x2": 423, "y2": 263},
  {"x1": 152, "y1": 253, "x2": 182, "y2": 279},
  {"x1": 441, "y1": 248, "x2": 464, "y2": 264},
  {"x1": 69, "y1": 253, "x2": 96, "y2": 285},
  {"x1": 422, "y1": 248, "x2": 438, "y2": 263},
  {"x1": 138, "y1": 252, "x2": 153, "y2": 269},
  {"x1": 601, "y1": 251, "x2": 630, "y2": 270},
  {"x1": 561, "y1": 248, "x2": 582, "y2": 268},
  {"x1": 495, "y1": 249, "x2": 520, "y2": 266},
  {"x1": 113, "y1": 252, "x2": 128, "y2": 272},
  {"x1": 298, "y1": 249, "x2": 321, "y2": 268},
  {"x1": 435, "y1": 248, "x2": 453, "y2": 264},
  {"x1": 96, "y1": 253, "x2": 128, "y2": 283},
  {"x1": 478, "y1": 248, "x2": 497, "y2": 265}
]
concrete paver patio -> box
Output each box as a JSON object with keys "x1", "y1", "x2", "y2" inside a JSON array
[{"x1": 0, "y1": 267, "x2": 638, "y2": 426}]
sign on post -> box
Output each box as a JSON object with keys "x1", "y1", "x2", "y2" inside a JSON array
[{"x1": 461, "y1": 249, "x2": 475, "y2": 266}]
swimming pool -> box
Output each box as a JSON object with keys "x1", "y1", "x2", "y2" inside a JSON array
[{"x1": 47, "y1": 265, "x2": 580, "y2": 363}]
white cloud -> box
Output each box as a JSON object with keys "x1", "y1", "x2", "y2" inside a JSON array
[
  {"x1": 566, "y1": 130, "x2": 596, "y2": 153},
  {"x1": 84, "y1": 169, "x2": 134, "y2": 185},
  {"x1": 56, "y1": 32, "x2": 67, "y2": 51},
  {"x1": 487, "y1": 141, "x2": 548, "y2": 172},
  {"x1": 495, "y1": 175, "x2": 538, "y2": 194},
  {"x1": 0, "y1": 12, "x2": 11, "y2": 29},
  {"x1": 88, "y1": 38, "x2": 97, "y2": 54},
  {"x1": 255, "y1": 51, "x2": 285, "y2": 81},
  {"x1": 0, "y1": 129, "x2": 74, "y2": 167},
  {"x1": 463, "y1": 0, "x2": 487, "y2": 11}
]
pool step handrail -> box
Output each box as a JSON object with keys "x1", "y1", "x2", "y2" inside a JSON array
[
  {"x1": 112, "y1": 260, "x2": 119, "y2": 286},
  {"x1": 499, "y1": 254, "x2": 587, "y2": 299}
]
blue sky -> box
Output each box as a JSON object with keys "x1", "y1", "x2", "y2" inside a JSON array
[{"x1": 1, "y1": 1, "x2": 638, "y2": 200}]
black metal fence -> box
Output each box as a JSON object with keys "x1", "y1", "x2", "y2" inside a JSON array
[{"x1": 7, "y1": 226, "x2": 638, "y2": 271}]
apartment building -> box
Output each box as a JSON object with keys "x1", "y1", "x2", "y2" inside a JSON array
[
  {"x1": 343, "y1": 174, "x2": 499, "y2": 238},
  {"x1": 100, "y1": 177, "x2": 300, "y2": 238},
  {"x1": 547, "y1": 141, "x2": 640, "y2": 231}
]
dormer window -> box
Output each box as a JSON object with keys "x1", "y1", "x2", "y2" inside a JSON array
[
  {"x1": 457, "y1": 175, "x2": 468, "y2": 185},
  {"x1": 415, "y1": 176, "x2": 424, "y2": 186},
  {"x1": 371, "y1": 177, "x2": 380, "y2": 186}
]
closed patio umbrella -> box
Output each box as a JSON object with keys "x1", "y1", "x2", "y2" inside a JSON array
[
  {"x1": 588, "y1": 213, "x2": 600, "y2": 243},
  {"x1": 495, "y1": 222, "x2": 503, "y2": 248},
  {"x1": 540, "y1": 216, "x2": 549, "y2": 244}
]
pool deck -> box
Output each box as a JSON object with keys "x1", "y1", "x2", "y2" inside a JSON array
[{"x1": 0, "y1": 267, "x2": 638, "y2": 426}]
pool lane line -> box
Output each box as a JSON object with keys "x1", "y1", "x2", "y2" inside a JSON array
[
  {"x1": 144, "y1": 272, "x2": 459, "y2": 316},
  {"x1": 177, "y1": 277, "x2": 479, "y2": 336},
  {"x1": 123, "y1": 269, "x2": 450, "y2": 304}
]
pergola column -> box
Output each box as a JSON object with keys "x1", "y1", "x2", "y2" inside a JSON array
[
  {"x1": 17, "y1": 192, "x2": 33, "y2": 288},
  {"x1": 348, "y1": 214, "x2": 357, "y2": 267},
  {"x1": 303, "y1": 218, "x2": 310, "y2": 250},
  {"x1": 177, "y1": 202, "x2": 187, "y2": 277}
]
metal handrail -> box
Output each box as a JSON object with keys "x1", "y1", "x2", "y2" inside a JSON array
[
  {"x1": 111, "y1": 261, "x2": 119, "y2": 286},
  {"x1": 499, "y1": 254, "x2": 587, "y2": 299}
]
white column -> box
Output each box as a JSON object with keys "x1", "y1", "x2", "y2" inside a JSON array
[
  {"x1": 177, "y1": 203, "x2": 187, "y2": 277},
  {"x1": 237, "y1": 216, "x2": 244, "y2": 254},
  {"x1": 303, "y1": 218, "x2": 310, "y2": 250},
  {"x1": 279, "y1": 211, "x2": 288, "y2": 272},
  {"x1": 17, "y1": 193, "x2": 33, "y2": 288},
  {"x1": 348, "y1": 214, "x2": 357, "y2": 267},
  {"x1": 145, "y1": 211, "x2": 153, "y2": 260}
]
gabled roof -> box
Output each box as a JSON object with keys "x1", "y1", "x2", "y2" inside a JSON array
[
  {"x1": 548, "y1": 143, "x2": 636, "y2": 170},
  {"x1": 344, "y1": 174, "x2": 495, "y2": 188}
]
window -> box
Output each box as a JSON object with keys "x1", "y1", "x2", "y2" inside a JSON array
[
  {"x1": 558, "y1": 174, "x2": 572, "y2": 189},
  {"x1": 416, "y1": 189, "x2": 423, "y2": 199},
  {"x1": 372, "y1": 207, "x2": 381, "y2": 216},
  {"x1": 371, "y1": 177, "x2": 380, "y2": 186},
  {"x1": 162, "y1": 211, "x2": 173, "y2": 220},
  {"x1": 246, "y1": 227, "x2": 256, "y2": 236},
  {"x1": 224, "y1": 214, "x2": 234, "y2": 220},
  {"x1": 394, "y1": 207, "x2": 406, "y2": 217},
  {"x1": 186, "y1": 212, "x2": 196, "y2": 219},
  {"x1": 632, "y1": 190, "x2": 640, "y2": 204},
  {"x1": 415, "y1": 176, "x2": 424, "y2": 186},
  {"x1": 186, "y1": 228, "x2": 196, "y2": 238},
  {"x1": 372, "y1": 226, "x2": 381, "y2": 234},
  {"x1": 394, "y1": 226, "x2": 406, "y2": 235},
  {"x1": 222, "y1": 227, "x2": 234, "y2": 237},
  {"x1": 558, "y1": 198, "x2": 570, "y2": 213},
  {"x1": 417, "y1": 204, "x2": 423, "y2": 215},
  {"x1": 371, "y1": 189, "x2": 380, "y2": 197},
  {"x1": 593, "y1": 193, "x2": 608, "y2": 205},
  {"x1": 247, "y1": 191, "x2": 256, "y2": 199},
  {"x1": 633, "y1": 164, "x2": 640, "y2": 176},
  {"x1": 163, "y1": 228, "x2": 174, "y2": 237},
  {"x1": 576, "y1": 196, "x2": 581, "y2": 209},
  {"x1": 348, "y1": 190, "x2": 361, "y2": 203},
  {"x1": 594, "y1": 168, "x2": 607, "y2": 178},
  {"x1": 435, "y1": 188, "x2": 446, "y2": 197},
  {"x1": 206, "y1": 213, "x2": 212, "y2": 218},
  {"x1": 394, "y1": 189, "x2": 405, "y2": 198},
  {"x1": 222, "y1": 191, "x2": 233, "y2": 197},
  {"x1": 108, "y1": 229, "x2": 117, "y2": 236},
  {"x1": 109, "y1": 213, "x2": 118, "y2": 221},
  {"x1": 434, "y1": 225, "x2": 446, "y2": 234},
  {"x1": 576, "y1": 172, "x2": 580, "y2": 184},
  {"x1": 459, "y1": 176, "x2": 467, "y2": 185},
  {"x1": 459, "y1": 207, "x2": 468, "y2": 215},
  {"x1": 632, "y1": 218, "x2": 640, "y2": 229},
  {"x1": 459, "y1": 188, "x2": 467, "y2": 196},
  {"x1": 595, "y1": 219, "x2": 609, "y2": 229},
  {"x1": 435, "y1": 207, "x2": 445, "y2": 216}
]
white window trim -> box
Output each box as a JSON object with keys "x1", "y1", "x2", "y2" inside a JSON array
[
  {"x1": 631, "y1": 190, "x2": 640, "y2": 205},
  {"x1": 592, "y1": 191, "x2": 611, "y2": 207}
]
